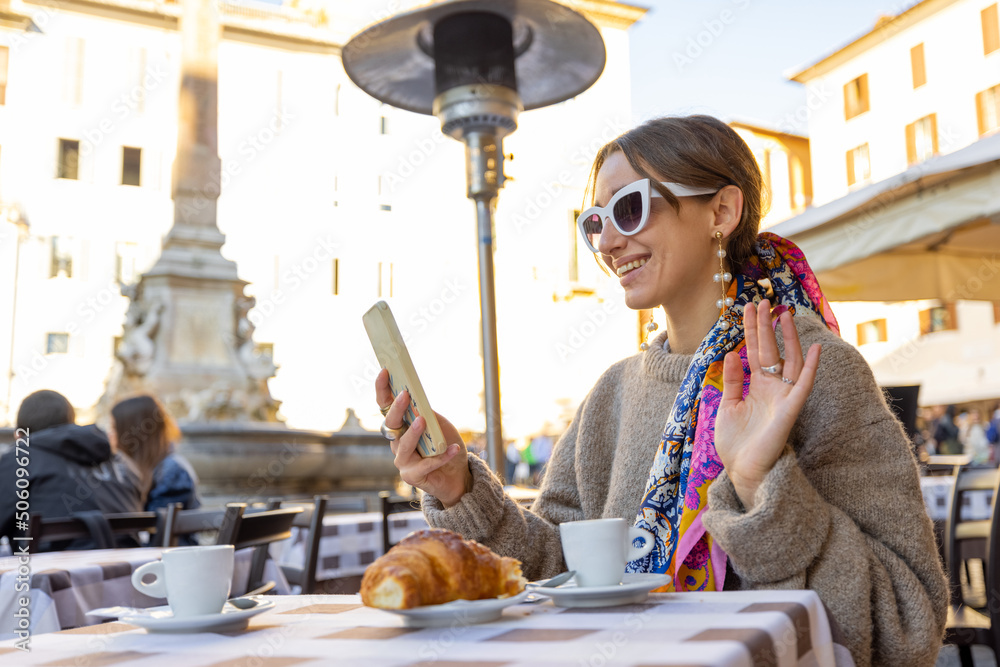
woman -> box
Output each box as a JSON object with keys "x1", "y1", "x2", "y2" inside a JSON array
[
  {"x1": 374, "y1": 116, "x2": 947, "y2": 666},
  {"x1": 110, "y1": 395, "x2": 201, "y2": 515}
]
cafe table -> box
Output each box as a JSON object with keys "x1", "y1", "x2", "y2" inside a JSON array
[
  {"x1": 0, "y1": 546, "x2": 289, "y2": 638},
  {"x1": 0, "y1": 589, "x2": 853, "y2": 666}
]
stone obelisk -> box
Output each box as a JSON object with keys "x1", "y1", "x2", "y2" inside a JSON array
[{"x1": 101, "y1": 0, "x2": 280, "y2": 422}]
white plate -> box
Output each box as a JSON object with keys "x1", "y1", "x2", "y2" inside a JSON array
[
  {"x1": 118, "y1": 598, "x2": 275, "y2": 633},
  {"x1": 530, "y1": 573, "x2": 671, "y2": 608},
  {"x1": 376, "y1": 590, "x2": 530, "y2": 627}
]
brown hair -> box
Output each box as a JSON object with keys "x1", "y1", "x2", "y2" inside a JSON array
[
  {"x1": 16, "y1": 390, "x2": 75, "y2": 433},
  {"x1": 112, "y1": 395, "x2": 180, "y2": 485},
  {"x1": 586, "y1": 115, "x2": 768, "y2": 273}
]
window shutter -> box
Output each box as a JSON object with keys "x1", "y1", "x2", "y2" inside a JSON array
[
  {"x1": 945, "y1": 302, "x2": 958, "y2": 330},
  {"x1": 910, "y1": 43, "x2": 926, "y2": 88},
  {"x1": 877, "y1": 319, "x2": 887, "y2": 342},
  {"x1": 905, "y1": 122, "x2": 917, "y2": 165},
  {"x1": 930, "y1": 113, "x2": 939, "y2": 154},
  {"x1": 919, "y1": 309, "x2": 931, "y2": 335},
  {"x1": 846, "y1": 149, "x2": 856, "y2": 186},
  {"x1": 977, "y1": 90, "x2": 988, "y2": 136},
  {"x1": 859, "y1": 74, "x2": 870, "y2": 114},
  {"x1": 984, "y1": 4, "x2": 1000, "y2": 55}
]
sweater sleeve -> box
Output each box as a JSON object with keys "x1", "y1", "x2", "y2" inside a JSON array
[
  {"x1": 702, "y1": 317, "x2": 949, "y2": 667},
  {"x1": 422, "y1": 403, "x2": 588, "y2": 580}
]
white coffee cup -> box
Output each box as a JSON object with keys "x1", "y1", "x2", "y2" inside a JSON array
[
  {"x1": 559, "y1": 518, "x2": 655, "y2": 587},
  {"x1": 131, "y1": 545, "x2": 234, "y2": 617}
]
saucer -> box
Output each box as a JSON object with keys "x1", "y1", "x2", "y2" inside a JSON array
[
  {"x1": 530, "y1": 573, "x2": 671, "y2": 608},
  {"x1": 376, "y1": 590, "x2": 530, "y2": 627},
  {"x1": 119, "y1": 598, "x2": 275, "y2": 633}
]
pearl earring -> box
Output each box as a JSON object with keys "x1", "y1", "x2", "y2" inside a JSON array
[
  {"x1": 713, "y1": 231, "x2": 733, "y2": 331},
  {"x1": 640, "y1": 319, "x2": 658, "y2": 351}
]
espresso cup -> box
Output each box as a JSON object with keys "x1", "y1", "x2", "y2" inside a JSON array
[
  {"x1": 559, "y1": 518, "x2": 654, "y2": 587},
  {"x1": 131, "y1": 545, "x2": 234, "y2": 617}
]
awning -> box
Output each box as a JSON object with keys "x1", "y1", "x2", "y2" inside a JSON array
[{"x1": 770, "y1": 133, "x2": 1000, "y2": 302}]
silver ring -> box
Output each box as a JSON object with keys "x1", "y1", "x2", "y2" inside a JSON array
[
  {"x1": 380, "y1": 420, "x2": 407, "y2": 441},
  {"x1": 780, "y1": 376, "x2": 795, "y2": 386},
  {"x1": 760, "y1": 359, "x2": 784, "y2": 375},
  {"x1": 379, "y1": 403, "x2": 392, "y2": 417}
]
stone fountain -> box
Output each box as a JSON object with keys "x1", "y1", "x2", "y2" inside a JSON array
[{"x1": 99, "y1": 0, "x2": 397, "y2": 504}]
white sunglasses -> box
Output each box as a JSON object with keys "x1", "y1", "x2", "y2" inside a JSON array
[{"x1": 577, "y1": 178, "x2": 719, "y2": 254}]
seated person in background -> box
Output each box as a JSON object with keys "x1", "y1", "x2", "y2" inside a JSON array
[
  {"x1": 111, "y1": 395, "x2": 201, "y2": 520},
  {"x1": 0, "y1": 389, "x2": 144, "y2": 550}
]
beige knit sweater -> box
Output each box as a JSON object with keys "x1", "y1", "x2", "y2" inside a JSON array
[{"x1": 422, "y1": 314, "x2": 949, "y2": 667}]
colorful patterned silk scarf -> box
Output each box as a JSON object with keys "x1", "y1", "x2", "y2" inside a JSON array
[{"x1": 625, "y1": 232, "x2": 840, "y2": 591}]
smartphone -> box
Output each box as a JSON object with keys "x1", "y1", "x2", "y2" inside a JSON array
[{"x1": 362, "y1": 300, "x2": 449, "y2": 457}]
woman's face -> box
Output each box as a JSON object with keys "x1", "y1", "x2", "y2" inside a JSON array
[{"x1": 593, "y1": 151, "x2": 719, "y2": 311}]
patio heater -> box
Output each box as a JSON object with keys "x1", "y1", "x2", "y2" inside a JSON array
[{"x1": 343, "y1": 0, "x2": 606, "y2": 472}]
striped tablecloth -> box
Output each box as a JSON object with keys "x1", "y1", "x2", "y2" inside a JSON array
[
  {"x1": 0, "y1": 590, "x2": 853, "y2": 666},
  {"x1": 0, "y1": 547, "x2": 287, "y2": 638},
  {"x1": 272, "y1": 511, "x2": 429, "y2": 583}
]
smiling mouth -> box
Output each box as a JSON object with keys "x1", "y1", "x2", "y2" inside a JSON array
[{"x1": 616, "y1": 258, "x2": 648, "y2": 277}]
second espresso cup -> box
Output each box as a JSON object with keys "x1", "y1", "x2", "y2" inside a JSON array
[
  {"x1": 131, "y1": 545, "x2": 234, "y2": 617},
  {"x1": 559, "y1": 518, "x2": 655, "y2": 587}
]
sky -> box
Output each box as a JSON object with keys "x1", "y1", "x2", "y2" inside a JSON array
[{"x1": 626, "y1": 0, "x2": 916, "y2": 132}]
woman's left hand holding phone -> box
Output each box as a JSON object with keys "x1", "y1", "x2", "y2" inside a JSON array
[{"x1": 375, "y1": 368, "x2": 472, "y2": 508}]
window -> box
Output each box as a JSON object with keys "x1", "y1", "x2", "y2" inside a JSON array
[
  {"x1": 332, "y1": 258, "x2": 340, "y2": 295},
  {"x1": 116, "y1": 242, "x2": 139, "y2": 283},
  {"x1": 846, "y1": 143, "x2": 870, "y2": 187},
  {"x1": 919, "y1": 303, "x2": 957, "y2": 335},
  {"x1": 906, "y1": 114, "x2": 938, "y2": 165},
  {"x1": 50, "y1": 236, "x2": 73, "y2": 278},
  {"x1": 977, "y1": 84, "x2": 1000, "y2": 136},
  {"x1": 984, "y1": 4, "x2": 999, "y2": 55},
  {"x1": 378, "y1": 261, "x2": 393, "y2": 298},
  {"x1": 378, "y1": 174, "x2": 391, "y2": 211},
  {"x1": 57, "y1": 139, "x2": 80, "y2": 180},
  {"x1": 46, "y1": 333, "x2": 69, "y2": 355},
  {"x1": 121, "y1": 146, "x2": 141, "y2": 186},
  {"x1": 910, "y1": 43, "x2": 926, "y2": 88},
  {"x1": 0, "y1": 46, "x2": 8, "y2": 105},
  {"x1": 856, "y1": 319, "x2": 888, "y2": 345},
  {"x1": 844, "y1": 73, "x2": 870, "y2": 120}
]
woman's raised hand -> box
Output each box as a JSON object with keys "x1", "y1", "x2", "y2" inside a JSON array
[
  {"x1": 375, "y1": 368, "x2": 472, "y2": 507},
  {"x1": 714, "y1": 299, "x2": 822, "y2": 508}
]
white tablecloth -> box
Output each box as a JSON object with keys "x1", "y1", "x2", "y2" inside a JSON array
[
  {"x1": 0, "y1": 589, "x2": 854, "y2": 666},
  {"x1": 0, "y1": 546, "x2": 288, "y2": 638},
  {"x1": 272, "y1": 510, "x2": 429, "y2": 582},
  {"x1": 920, "y1": 476, "x2": 992, "y2": 521}
]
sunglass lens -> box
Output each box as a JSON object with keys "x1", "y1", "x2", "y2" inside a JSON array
[
  {"x1": 582, "y1": 213, "x2": 602, "y2": 248},
  {"x1": 613, "y1": 191, "x2": 644, "y2": 233}
]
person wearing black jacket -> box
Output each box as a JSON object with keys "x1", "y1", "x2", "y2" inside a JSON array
[{"x1": 0, "y1": 390, "x2": 144, "y2": 551}]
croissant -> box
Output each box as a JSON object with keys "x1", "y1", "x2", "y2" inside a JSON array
[{"x1": 360, "y1": 528, "x2": 526, "y2": 609}]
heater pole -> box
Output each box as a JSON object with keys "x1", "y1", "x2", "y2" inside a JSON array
[{"x1": 466, "y1": 130, "x2": 505, "y2": 473}]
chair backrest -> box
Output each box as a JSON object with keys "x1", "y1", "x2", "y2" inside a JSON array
[
  {"x1": 379, "y1": 491, "x2": 419, "y2": 554},
  {"x1": 155, "y1": 505, "x2": 236, "y2": 548},
  {"x1": 281, "y1": 495, "x2": 328, "y2": 594},
  {"x1": 219, "y1": 505, "x2": 303, "y2": 551},
  {"x1": 28, "y1": 511, "x2": 158, "y2": 552}
]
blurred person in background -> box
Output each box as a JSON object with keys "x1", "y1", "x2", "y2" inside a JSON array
[
  {"x1": 0, "y1": 389, "x2": 144, "y2": 550},
  {"x1": 960, "y1": 409, "x2": 990, "y2": 466},
  {"x1": 933, "y1": 405, "x2": 962, "y2": 456},
  {"x1": 111, "y1": 395, "x2": 201, "y2": 516}
]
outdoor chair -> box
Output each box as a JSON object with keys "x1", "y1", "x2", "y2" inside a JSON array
[
  {"x1": 154, "y1": 504, "x2": 235, "y2": 547},
  {"x1": 379, "y1": 490, "x2": 420, "y2": 555},
  {"x1": 944, "y1": 465, "x2": 1000, "y2": 666},
  {"x1": 221, "y1": 503, "x2": 302, "y2": 594},
  {"x1": 27, "y1": 511, "x2": 158, "y2": 552},
  {"x1": 263, "y1": 495, "x2": 329, "y2": 594}
]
